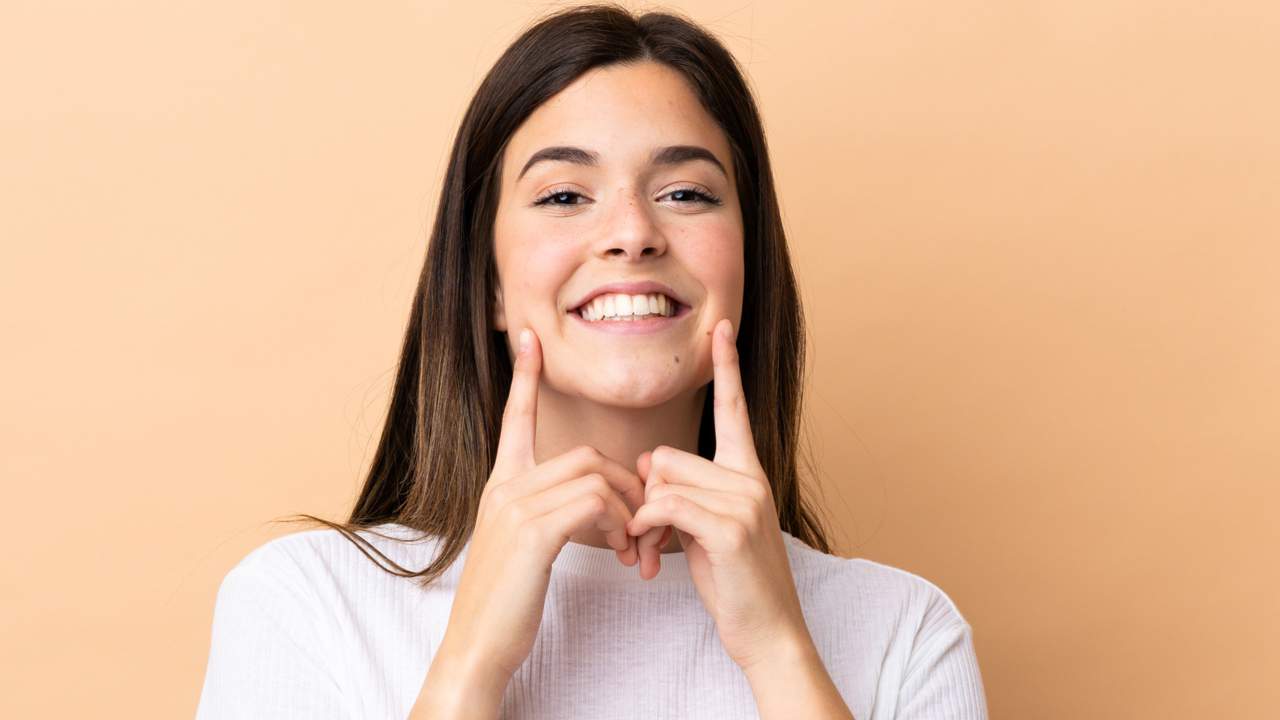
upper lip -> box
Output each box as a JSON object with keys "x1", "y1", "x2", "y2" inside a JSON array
[{"x1": 569, "y1": 280, "x2": 688, "y2": 312}]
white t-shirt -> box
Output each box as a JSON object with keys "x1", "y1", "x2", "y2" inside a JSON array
[{"x1": 196, "y1": 522, "x2": 988, "y2": 719}]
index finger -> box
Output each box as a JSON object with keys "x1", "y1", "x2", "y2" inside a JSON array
[
  {"x1": 711, "y1": 318, "x2": 760, "y2": 475},
  {"x1": 494, "y1": 327, "x2": 540, "y2": 476}
]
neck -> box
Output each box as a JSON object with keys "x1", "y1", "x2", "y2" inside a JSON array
[{"x1": 533, "y1": 382, "x2": 707, "y2": 554}]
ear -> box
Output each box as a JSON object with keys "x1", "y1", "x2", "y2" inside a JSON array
[{"x1": 491, "y1": 282, "x2": 507, "y2": 332}]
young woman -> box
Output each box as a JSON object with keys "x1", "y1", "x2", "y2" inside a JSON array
[{"x1": 196, "y1": 5, "x2": 988, "y2": 719}]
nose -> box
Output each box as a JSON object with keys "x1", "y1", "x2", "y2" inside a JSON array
[{"x1": 594, "y1": 190, "x2": 667, "y2": 260}]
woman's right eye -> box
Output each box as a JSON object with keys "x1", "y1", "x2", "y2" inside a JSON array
[{"x1": 532, "y1": 189, "x2": 587, "y2": 206}]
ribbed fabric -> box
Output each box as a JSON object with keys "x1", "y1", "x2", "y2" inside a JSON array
[{"x1": 196, "y1": 523, "x2": 988, "y2": 719}]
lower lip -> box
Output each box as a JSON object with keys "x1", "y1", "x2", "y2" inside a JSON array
[{"x1": 567, "y1": 303, "x2": 692, "y2": 334}]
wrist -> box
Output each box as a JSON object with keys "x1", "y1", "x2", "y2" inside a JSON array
[
  {"x1": 739, "y1": 628, "x2": 819, "y2": 684},
  {"x1": 411, "y1": 640, "x2": 510, "y2": 719},
  {"x1": 741, "y1": 630, "x2": 852, "y2": 720}
]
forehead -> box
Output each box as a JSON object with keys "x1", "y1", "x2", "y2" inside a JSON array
[{"x1": 503, "y1": 61, "x2": 733, "y2": 181}]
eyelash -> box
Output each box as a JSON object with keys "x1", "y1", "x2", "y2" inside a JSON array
[{"x1": 532, "y1": 186, "x2": 723, "y2": 208}]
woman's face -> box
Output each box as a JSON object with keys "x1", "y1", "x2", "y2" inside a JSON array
[{"x1": 492, "y1": 60, "x2": 744, "y2": 408}]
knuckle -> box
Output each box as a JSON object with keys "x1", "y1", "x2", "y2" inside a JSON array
[
  {"x1": 724, "y1": 523, "x2": 749, "y2": 549},
  {"x1": 486, "y1": 483, "x2": 514, "y2": 508},
  {"x1": 715, "y1": 393, "x2": 746, "y2": 414},
  {"x1": 650, "y1": 445, "x2": 671, "y2": 468},
  {"x1": 500, "y1": 499, "x2": 531, "y2": 526},
  {"x1": 573, "y1": 445, "x2": 601, "y2": 463},
  {"x1": 582, "y1": 493, "x2": 607, "y2": 515},
  {"x1": 585, "y1": 473, "x2": 611, "y2": 496}
]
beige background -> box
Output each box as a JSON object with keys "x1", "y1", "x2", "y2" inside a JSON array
[{"x1": 2, "y1": 1, "x2": 1276, "y2": 717}]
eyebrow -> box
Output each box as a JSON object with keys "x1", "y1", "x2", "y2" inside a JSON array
[{"x1": 516, "y1": 144, "x2": 729, "y2": 182}]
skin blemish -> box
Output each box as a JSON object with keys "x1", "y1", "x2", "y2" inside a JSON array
[{"x1": 673, "y1": 355, "x2": 680, "y2": 364}]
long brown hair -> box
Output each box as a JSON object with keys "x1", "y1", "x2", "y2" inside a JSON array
[{"x1": 279, "y1": 3, "x2": 836, "y2": 586}]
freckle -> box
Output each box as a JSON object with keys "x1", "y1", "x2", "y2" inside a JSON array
[{"x1": 673, "y1": 355, "x2": 680, "y2": 364}]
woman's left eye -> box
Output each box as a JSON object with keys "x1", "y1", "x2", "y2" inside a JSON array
[
  {"x1": 664, "y1": 187, "x2": 722, "y2": 205},
  {"x1": 532, "y1": 187, "x2": 723, "y2": 207}
]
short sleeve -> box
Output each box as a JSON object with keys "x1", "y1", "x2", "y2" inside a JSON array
[
  {"x1": 195, "y1": 548, "x2": 349, "y2": 719},
  {"x1": 895, "y1": 589, "x2": 989, "y2": 719}
]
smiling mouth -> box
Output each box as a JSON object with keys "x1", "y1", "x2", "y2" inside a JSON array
[
  {"x1": 569, "y1": 292, "x2": 688, "y2": 323},
  {"x1": 566, "y1": 302, "x2": 691, "y2": 335}
]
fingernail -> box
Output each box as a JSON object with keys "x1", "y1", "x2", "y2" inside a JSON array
[
  {"x1": 722, "y1": 320, "x2": 735, "y2": 341},
  {"x1": 518, "y1": 328, "x2": 531, "y2": 354}
]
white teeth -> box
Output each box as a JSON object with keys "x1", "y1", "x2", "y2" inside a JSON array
[{"x1": 578, "y1": 292, "x2": 678, "y2": 321}]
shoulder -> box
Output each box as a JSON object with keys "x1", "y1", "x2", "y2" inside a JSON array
[
  {"x1": 782, "y1": 533, "x2": 984, "y2": 706},
  {"x1": 218, "y1": 522, "x2": 446, "y2": 599},
  {"x1": 845, "y1": 557, "x2": 972, "y2": 638},
  {"x1": 783, "y1": 532, "x2": 971, "y2": 631}
]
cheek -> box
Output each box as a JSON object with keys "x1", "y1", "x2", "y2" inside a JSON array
[
  {"x1": 681, "y1": 227, "x2": 745, "y2": 311},
  {"x1": 500, "y1": 231, "x2": 580, "y2": 320},
  {"x1": 676, "y1": 225, "x2": 744, "y2": 382}
]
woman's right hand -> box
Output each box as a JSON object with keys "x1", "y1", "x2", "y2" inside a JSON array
[{"x1": 425, "y1": 327, "x2": 647, "y2": 703}]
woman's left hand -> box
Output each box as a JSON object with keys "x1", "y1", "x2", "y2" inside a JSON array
[{"x1": 627, "y1": 318, "x2": 811, "y2": 672}]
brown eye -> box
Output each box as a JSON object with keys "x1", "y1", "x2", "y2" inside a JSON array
[
  {"x1": 533, "y1": 189, "x2": 587, "y2": 206},
  {"x1": 663, "y1": 187, "x2": 722, "y2": 205}
]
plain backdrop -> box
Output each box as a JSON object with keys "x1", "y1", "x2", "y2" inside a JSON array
[{"x1": 2, "y1": 1, "x2": 1276, "y2": 717}]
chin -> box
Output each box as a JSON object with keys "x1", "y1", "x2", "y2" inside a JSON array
[{"x1": 580, "y1": 374, "x2": 690, "y2": 409}]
